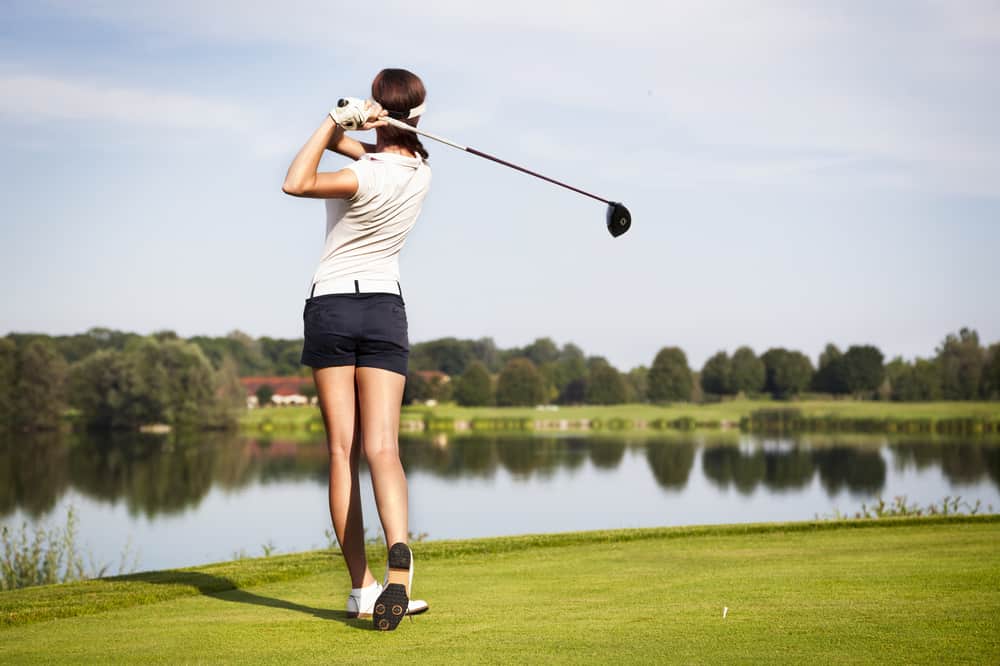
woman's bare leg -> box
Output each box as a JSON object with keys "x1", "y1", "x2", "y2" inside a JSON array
[
  {"x1": 356, "y1": 366, "x2": 408, "y2": 546},
  {"x1": 314, "y1": 365, "x2": 375, "y2": 588}
]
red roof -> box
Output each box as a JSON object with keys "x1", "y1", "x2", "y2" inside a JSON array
[
  {"x1": 240, "y1": 376, "x2": 312, "y2": 396},
  {"x1": 416, "y1": 370, "x2": 450, "y2": 383}
]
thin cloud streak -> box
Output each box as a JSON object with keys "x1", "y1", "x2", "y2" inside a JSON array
[{"x1": 0, "y1": 71, "x2": 255, "y2": 131}]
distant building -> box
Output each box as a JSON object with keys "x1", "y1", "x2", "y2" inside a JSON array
[
  {"x1": 416, "y1": 370, "x2": 450, "y2": 384},
  {"x1": 240, "y1": 376, "x2": 315, "y2": 408}
]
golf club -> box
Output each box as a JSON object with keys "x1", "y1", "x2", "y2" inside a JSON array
[{"x1": 354, "y1": 104, "x2": 631, "y2": 238}]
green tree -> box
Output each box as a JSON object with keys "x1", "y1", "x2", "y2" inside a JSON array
[
  {"x1": 223, "y1": 330, "x2": 270, "y2": 375},
  {"x1": 935, "y1": 328, "x2": 985, "y2": 399},
  {"x1": 255, "y1": 384, "x2": 275, "y2": 407},
  {"x1": 13, "y1": 339, "x2": 68, "y2": 431},
  {"x1": 984, "y1": 343, "x2": 1000, "y2": 399},
  {"x1": 53, "y1": 333, "x2": 101, "y2": 364},
  {"x1": 647, "y1": 347, "x2": 693, "y2": 402},
  {"x1": 625, "y1": 365, "x2": 649, "y2": 403},
  {"x1": 890, "y1": 358, "x2": 943, "y2": 401},
  {"x1": 537, "y1": 362, "x2": 563, "y2": 404},
  {"x1": 496, "y1": 358, "x2": 546, "y2": 406},
  {"x1": 410, "y1": 337, "x2": 474, "y2": 376},
  {"x1": 119, "y1": 338, "x2": 216, "y2": 427},
  {"x1": 403, "y1": 371, "x2": 431, "y2": 404},
  {"x1": 454, "y1": 361, "x2": 494, "y2": 406},
  {"x1": 730, "y1": 346, "x2": 765, "y2": 395},
  {"x1": 554, "y1": 344, "x2": 588, "y2": 404},
  {"x1": 585, "y1": 362, "x2": 627, "y2": 405},
  {"x1": 68, "y1": 349, "x2": 135, "y2": 429},
  {"x1": 560, "y1": 378, "x2": 587, "y2": 405},
  {"x1": 69, "y1": 338, "x2": 223, "y2": 429},
  {"x1": 884, "y1": 356, "x2": 908, "y2": 398},
  {"x1": 259, "y1": 337, "x2": 304, "y2": 376},
  {"x1": 0, "y1": 338, "x2": 17, "y2": 428},
  {"x1": 841, "y1": 345, "x2": 884, "y2": 396},
  {"x1": 812, "y1": 343, "x2": 848, "y2": 394},
  {"x1": 210, "y1": 356, "x2": 247, "y2": 426},
  {"x1": 762, "y1": 348, "x2": 813, "y2": 399},
  {"x1": 469, "y1": 337, "x2": 501, "y2": 373},
  {"x1": 519, "y1": 337, "x2": 560, "y2": 367},
  {"x1": 700, "y1": 351, "x2": 732, "y2": 395}
]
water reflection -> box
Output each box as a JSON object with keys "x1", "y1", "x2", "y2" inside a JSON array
[
  {"x1": 0, "y1": 431, "x2": 70, "y2": 517},
  {"x1": 645, "y1": 442, "x2": 696, "y2": 490},
  {"x1": 893, "y1": 441, "x2": 1000, "y2": 486},
  {"x1": 0, "y1": 432, "x2": 328, "y2": 520},
  {"x1": 2, "y1": 431, "x2": 1000, "y2": 521}
]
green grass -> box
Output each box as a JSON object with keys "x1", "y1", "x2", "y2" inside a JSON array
[
  {"x1": 241, "y1": 400, "x2": 1000, "y2": 431},
  {"x1": 2, "y1": 517, "x2": 998, "y2": 663}
]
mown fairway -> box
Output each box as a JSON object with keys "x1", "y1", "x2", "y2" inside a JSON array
[{"x1": 2, "y1": 517, "x2": 998, "y2": 663}]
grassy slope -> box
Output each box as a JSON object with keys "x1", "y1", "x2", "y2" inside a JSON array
[
  {"x1": 241, "y1": 400, "x2": 1000, "y2": 430},
  {"x1": 2, "y1": 517, "x2": 999, "y2": 663}
]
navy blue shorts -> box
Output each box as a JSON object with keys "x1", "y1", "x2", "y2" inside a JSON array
[{"x1": 300, "y1": 292, "x2": 409, "y2": 376}]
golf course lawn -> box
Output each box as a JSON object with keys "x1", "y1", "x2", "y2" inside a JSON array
[{"x1": 2, "y1": 517, "x2": 998, "y2": 663}]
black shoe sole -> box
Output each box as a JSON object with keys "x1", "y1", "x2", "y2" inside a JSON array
[{"x1": 373, "y1": 542, "x2": 411, "y2": 631}]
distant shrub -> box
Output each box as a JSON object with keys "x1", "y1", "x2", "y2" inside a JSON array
[{"x1": 606, "y1": 417, "x2": 631, "y2": 430}]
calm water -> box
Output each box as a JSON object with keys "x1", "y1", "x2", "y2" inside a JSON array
[{"x1": 2, "y1": 431, "x2": 998, "y2": 572}]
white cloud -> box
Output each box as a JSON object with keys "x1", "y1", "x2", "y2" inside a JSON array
[
  {"x1": 0, "y1": 71, "x2": 256, "y2": 131},
  {"x1": 16, "y1": 1, "x2": 1000, "y2": 194},
  {"x1": 0, "y1": 68, "x2": 302, "y2": 159}
]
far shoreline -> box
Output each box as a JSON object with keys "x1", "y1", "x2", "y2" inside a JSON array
[{"x1": 239, "y1": 399, "x2": 1000, "y2": 435}]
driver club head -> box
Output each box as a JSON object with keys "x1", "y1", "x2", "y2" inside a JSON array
[{"x1": 606, "y1": 202, "x2": 631, "y2": 238}]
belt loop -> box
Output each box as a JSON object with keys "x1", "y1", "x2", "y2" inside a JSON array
[
  {"x1": 310, "y1": 282, "x2": 316, "y2": 298},
  {"x1": 354, "y1": 279, "x2": 360, "y2": 294},
  {"x1": 396, "y1": 280, "x2": 404, "y2": 303}
]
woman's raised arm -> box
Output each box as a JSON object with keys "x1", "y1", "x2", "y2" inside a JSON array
[
  {"x1": 282, "y1": 102, "x2": 387, "y2": 199},
  {"x1": 281, "y1": 117, "x2": 359, "y2": 199},
  {"x1": 326, "y1": 123, "x2": 374, "y2": 160}
]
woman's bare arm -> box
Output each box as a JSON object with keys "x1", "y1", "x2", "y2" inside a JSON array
[
  {"x1": 326, "y1": 123, "x2": 375, "y2": 160},
  {"x1": 282, "y1": 117, "x2": 359, "y2": 199},
  {"x1": 282, "y1": 103, "x2": 386, "y2": 199}
]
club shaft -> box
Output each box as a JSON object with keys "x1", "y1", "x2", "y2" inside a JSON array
[{"x1": 381, "y1": 117, "x2": 610, "y2": 205}]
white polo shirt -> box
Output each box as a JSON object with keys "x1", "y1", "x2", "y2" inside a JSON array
[{"x1": 311, "y1": 152, "x2": 431, "y2": 285}]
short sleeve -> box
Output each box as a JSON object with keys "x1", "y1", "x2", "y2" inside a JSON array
[{"x1": 344, "y1": 158, "x2": 375, "y2": 202}]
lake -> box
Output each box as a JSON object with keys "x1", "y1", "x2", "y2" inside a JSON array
[{"x1": 2, "y1": 430, "x2": 998, "y2": 573}]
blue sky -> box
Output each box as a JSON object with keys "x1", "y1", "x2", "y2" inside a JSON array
[{"x1": 2, "y1": 1, "x2": 998, "y2": 371}]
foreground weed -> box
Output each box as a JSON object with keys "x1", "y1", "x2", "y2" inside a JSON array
[
  {"x1": 817, "y1": 495, "x2": 993, "y2": 521},
  {"x1": 1, "y1": 507, "x2": 142, "y2": 590},
  {"x1": 1, "y1": 506, "x2": 86, "y2": 590}
]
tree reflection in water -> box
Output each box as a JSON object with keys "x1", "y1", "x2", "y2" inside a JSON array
[
  {"x1": 0, "y1": 432, "x2": 70, "y2": 518},
  {"x1": 588, "y1": 439, "x2": 626, "y2": 469},
  {"x1": 892, "y1": 440, "x2": 1000, "y2": 486},
  {"x1": 1, "y1": 431, "x2": 998, "y2": 521},
  {"x1": 702, "y1": 440, "x2": 888, "y2": 496},
  {"x1": 645, "y1": 441, "x2": 696, "y2": 490}
]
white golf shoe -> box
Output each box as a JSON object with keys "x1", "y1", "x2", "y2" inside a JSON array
[
  {"x1": 373, "y1": 542, "x2": 429, "y2": 630},
  {"x1": 345, "y1": 580, "x2": 428, "y2": 620},
  {"x1": 345, "y1": 580, "x2": 382, "y2": 619}
]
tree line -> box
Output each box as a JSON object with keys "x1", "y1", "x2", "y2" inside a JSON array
[
  {"x1": 2, "y1": 326, "x2": 998, "y2": 429},
  {"x1": 404, "y1": 327, "x2": 1000, "y2": 406},
  {"x1": 1, "y1": 331, "x2": 244, "y2": 432}
]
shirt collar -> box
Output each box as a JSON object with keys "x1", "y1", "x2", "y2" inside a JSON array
[{"x1": 366, "y1": 152, "x2": 423, "y2": 167}]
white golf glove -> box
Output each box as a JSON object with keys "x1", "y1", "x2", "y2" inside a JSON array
[{"x1": 330, "y1": 97, "x2": 368, "y2": 130}]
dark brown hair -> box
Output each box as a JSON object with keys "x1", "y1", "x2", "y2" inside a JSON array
[{"x1": 372, "y1": 68, "x2": 428, "y2": 159}]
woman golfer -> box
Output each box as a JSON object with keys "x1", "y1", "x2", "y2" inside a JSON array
[{"x1": 282, "y1": 68, "x2": 430, "y2": 631}]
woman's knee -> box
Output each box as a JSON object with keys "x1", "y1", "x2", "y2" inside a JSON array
[
  {"x1": 364, "y1": 441, "x2": 400, "y2": 467},
  {"x1": 327, "y1": 432, "x2": 358, "y2": 460}
]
